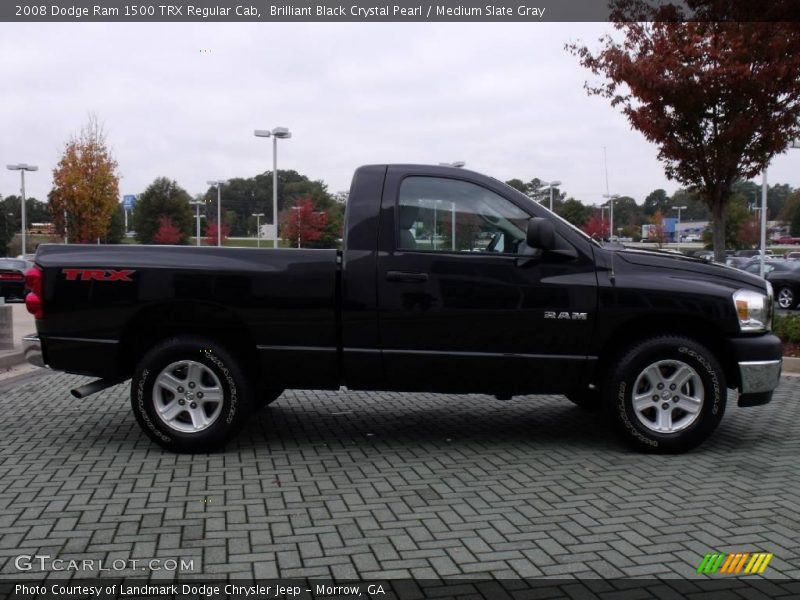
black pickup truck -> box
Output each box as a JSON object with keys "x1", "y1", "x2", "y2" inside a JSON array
[{"x1": 23, "y1": 165, "x2": 782, "y2": 453}]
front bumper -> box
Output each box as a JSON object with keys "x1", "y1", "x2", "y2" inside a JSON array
[
  {"x1": 730, "y1": 334, "x2": 783, "y2": 407},
  {"x1": 22, "y1": 334, "x2": 46, "y2": 368},
  {"x1": 739, "y1": 360, "x2": 782, "y2": 394}
]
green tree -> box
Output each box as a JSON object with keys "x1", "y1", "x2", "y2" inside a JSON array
[
  {"x1": 104, "y1": 203, "x2": 125, "y2": 244},
  {"x1": 781, "y1": 191, "x2": 800, "y2": 225},
  {"x1": 791, "y1": 203, "x2": 800, "y2": 237},
  {"x1": 204, "y1": 170, "x2": 334, "y2": 237},
  {"x1": 49, "y1": 114, "x2": 120, "y2": 243},
  {"x1": 556, "y1": 198, "x2": 591, "y2": 227},
  {"x1": 643, "y1": 189, "x2": 669, "y2": 217},
  {"x1": 669, "y1": 189, "x2": 709, "y2": 222},
  {"x1": 0, "y1": 198, "x2": 12, "y2": 256},
  {"x1": 610, "y1": 196, "x2": 643, "y2": 230},
  {"x1": 133, "y1": 178, "x2": 193, "y2": 245}
]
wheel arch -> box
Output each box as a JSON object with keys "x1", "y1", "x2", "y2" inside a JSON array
[
  {"x1": 117, "y1": 301, "x2": 258, "y2": 379},
  {"x1": 591, "y1": 315, "x2": 739, "y2": 391}
]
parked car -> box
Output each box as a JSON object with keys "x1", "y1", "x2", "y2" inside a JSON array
[
  {"x1": 767, "y1": 269, "x2": 800, "y2": 310},
  {"x1": 773, "y1": 236, "x2": 800, "y2": 245},
  {"x1": 0, "y1": 258, "x2": 32, "y2": 302},
  {"x1": 23, "y1": 164, "x2": 782, "y2": 454},
  {"x1": 741, "y1": 259, "x2": 800, "y2": 276},
  {"x1": 726, "y1": 256, "x2": 753, "y2": 269},
  {"x1": 784, "y1": 251, "x2": 800, "y2": 260}
]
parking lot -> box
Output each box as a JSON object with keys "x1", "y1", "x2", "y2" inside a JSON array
[{"x1": 0, "y1": 371, "x2": 798, "y2": 582}]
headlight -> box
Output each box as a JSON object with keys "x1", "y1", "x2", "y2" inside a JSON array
[{"x1": 733, "y1": 288, "x2": 772, "y2": 332}]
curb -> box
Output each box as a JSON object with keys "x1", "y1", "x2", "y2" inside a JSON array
[
  {"x1": 783, "y1": 356, "x2": 800, "y2": 376},
  {"x1": 0, "y1": 349, "x2": 23, "y2": 369}
]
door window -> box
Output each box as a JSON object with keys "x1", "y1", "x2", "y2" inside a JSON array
[{"x1": 397, "y1": 177, "x2": 530, "y2": 253}]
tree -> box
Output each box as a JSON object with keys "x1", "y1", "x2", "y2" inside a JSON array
[
  {"x1": 153, "y1": 216, "x2": 182, "y2": 244},
  {"x1": 133, "y1": 178, "x2": 193, "y2": 245},
  {"x1": 556, "y1": 198, "x2": 592, "y2": 227},
  {"x1": 204, "y1": 170, "x2": 335, "y2": 237},
  {"x1": 779, "y1": 190, "x2": 800, "y2": 223},
  {"x1": 792, "y1": 204, "x2": 800, "y2": 237},
  {"x1": 583, "y1": 214, "x2": 609, "y2": 240},
  {"x1": 105, "y1": 204, "x2": 125, "y2": 244},
  {"x1": 643, "y1": 189, "x2": 669, "y2": 217},
  {"x1": 280, "y1": 198, "x2": 328, "y2": 248},
  {"x1": 204, "y1": 218, "x2": 230, "y2": 246},
  {"x1": 739, "y1": 214, "x2": 760, "y2": 249},
  {"x1": 569, "y1": 6, "x2": 800, "y2": 261},
  {"x1": 650, "y1": 210, "x2": 668, "y2": 248},
  {"x1": 0, "y1": 200, "x2": 11, "y2": 256},
  {"x1": 48, "y1": 115, "x2": 120, "y2": 243}
]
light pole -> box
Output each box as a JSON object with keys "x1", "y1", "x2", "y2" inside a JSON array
[
  {"x1": 603, "y1": 194, "x2": 619, "y2": 241},
  {"x1": 254, "y1": 127, "x2": 292, "y2": 248},
  {"x1": 252, "y1": 213, "x2": 264, "y2": 248},
  {"x1": 540, "y1": 180, "x2": 561, "y2": 212},
  {"x1": 6, "y1": 164, "x2": 37, "y2": 255},
  {"x1": 671, "y1": 205, "x2": 687, "y2": 242},
  {"x1": 290, "y1": 206, "x2": 301, "y2": 248},
  {"x1": 206, "y1": 180, "x2": 225, "y2": 247},
  {"x1": 189, "y1": 200, "x2": 205, "y2": 246}
]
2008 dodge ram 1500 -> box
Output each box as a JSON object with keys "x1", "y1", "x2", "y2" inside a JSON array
[{"x1": 23, "y1": 164, "x2": 783, "y2": 453}]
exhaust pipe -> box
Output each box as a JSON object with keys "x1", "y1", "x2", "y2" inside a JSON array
[{"x1": 70, "y1": 378, "x2": 124, "y2": 399}]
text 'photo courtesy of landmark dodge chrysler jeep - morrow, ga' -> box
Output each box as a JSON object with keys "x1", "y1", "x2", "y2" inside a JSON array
[{"x1": 22, "y1": 165, "x2": 782, "y2": 453}]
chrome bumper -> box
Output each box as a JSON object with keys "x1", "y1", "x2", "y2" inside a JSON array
[
  {"x1": 22, "y1": 334, "x2": 46, "y2": 368},
  {"x1": 739, "y1": 359, "x2": 782, "y2": 394}
]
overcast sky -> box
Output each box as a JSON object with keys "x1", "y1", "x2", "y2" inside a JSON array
[{"x1": 1, "y1": 22, "x2": 799, "y2": 207}]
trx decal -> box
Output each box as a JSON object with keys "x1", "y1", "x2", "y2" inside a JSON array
[{"x1": 62, "y1": 269, "x2": 135, "y2": 282}]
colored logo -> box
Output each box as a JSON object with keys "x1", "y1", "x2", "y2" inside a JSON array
[{"x1": 697, "y1": 552, "x2": 773, "y2": 575}]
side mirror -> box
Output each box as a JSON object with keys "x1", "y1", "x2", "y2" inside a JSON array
[{"x1": 526, "y1": 217, "x2": 555, "y2": 251}]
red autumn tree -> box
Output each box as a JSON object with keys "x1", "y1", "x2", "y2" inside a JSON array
[
  {"x1": 650, "y1": 210, "x2": 668, "y2": 248},
  {"x1": 204, "y1": 219, "x2": 230, "y2": 246},
  {"x1": 583, "y1": 214, "x2": 609, "y2": 240},
  {"x1": 569, "y1": 2, "x2": 800, "y2": 261},
  {"x1": 49, "y1": 114, "x2": 120, "y2": 243},
  {"x1": 153, "y1": 216, "x2": 182, "y2": 245},
  {"x1": 280, "y1": 198, "x2": 328, "y2": 248},
  {"x1": 739, "y1": 215, "x2": 760, "y2": 249}
]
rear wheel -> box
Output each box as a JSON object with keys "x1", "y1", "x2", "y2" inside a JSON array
[
  {"x1": 604, "y1": 336, "x2": 726, "y2": 453},
  {"x1": 131, "y1": 336, "x2": 253, "y2": 453},
  {"x1": 777, "y1": 286, "x2": 796, "y2": 310}
]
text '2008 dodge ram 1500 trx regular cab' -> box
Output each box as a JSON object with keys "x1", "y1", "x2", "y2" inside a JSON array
[{"x1": 23, "y1": 164, "x2": 783, "y2": 453}]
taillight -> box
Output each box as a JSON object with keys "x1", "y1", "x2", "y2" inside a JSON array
[{"x1": 25, "y1": 266, "x2": 43, "y2": 319}]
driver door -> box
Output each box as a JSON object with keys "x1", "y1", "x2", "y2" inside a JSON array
[{"x1": 376, "y1": 172, "x2": 596, "y2": 395}]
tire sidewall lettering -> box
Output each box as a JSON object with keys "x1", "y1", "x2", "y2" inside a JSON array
[{"x1": 609, "y1": 337, "x2": 726, "y2": 452}]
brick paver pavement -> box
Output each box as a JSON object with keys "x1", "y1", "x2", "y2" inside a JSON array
[{"x1": 0, "y1": 372, "x2": 798, "y2": 581}]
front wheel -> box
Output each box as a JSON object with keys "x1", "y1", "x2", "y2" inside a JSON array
[
  {"x1": 131, "y1": 336, "x2": 253, "y2": 453},
  {"x1": 776, "y1": 286, "x2": 796, "y2": 310},
  {"x1": 605, "y1": 336, "x2": 726, "y2": 453}
]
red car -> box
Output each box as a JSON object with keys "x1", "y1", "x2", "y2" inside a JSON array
[{"x1": 773, "y1": 236, "x2": 800, "y2": 245}]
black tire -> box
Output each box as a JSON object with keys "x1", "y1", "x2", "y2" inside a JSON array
[
  {"x1": 254, "y1": 388, "x2": 284, "y2": 409},
  {"x1": 604, "y1": 336, "x2": 726, "y2": 453},
  {"x1": 566, "y1": 389, "x2": 601, "y2": 411},
  {"x1": 776, "y1": 286, "x2": 796, "y2": 310},
  {"x1": 131, "y1": 336, "x2": 253, "y2": 453}
]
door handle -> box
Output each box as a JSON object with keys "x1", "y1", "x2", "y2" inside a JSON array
[{"x1": 386, "y1": 271, "x2": 429, "y2": 283}]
